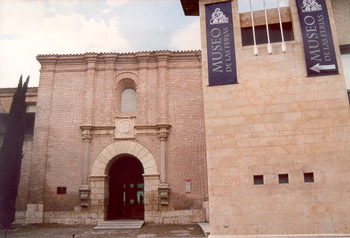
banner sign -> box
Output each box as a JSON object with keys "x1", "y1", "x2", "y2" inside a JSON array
[
  {"x1": 296, "y1": 0, "x2": 338, "y2": 76},
  {"x1": 205, "y1": 1, "x2": 237, "y2": 86}
]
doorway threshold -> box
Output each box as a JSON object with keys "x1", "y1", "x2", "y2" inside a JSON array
[{"x1": 93, "y1": 219, "x2": 144, "y2": 230}]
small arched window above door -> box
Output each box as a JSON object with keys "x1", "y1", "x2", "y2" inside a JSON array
[{"x1": 121, "y1": 88, "x2": 136, "y2": 113}]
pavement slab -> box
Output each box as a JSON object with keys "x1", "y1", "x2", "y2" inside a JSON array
[{"x1": 1, "y1": 223, "x2": 206, "y2": 238}]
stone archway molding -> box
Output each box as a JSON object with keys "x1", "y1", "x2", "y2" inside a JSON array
[
  {"x1": 89, "y1": 141, "x2": 159, "y2": 223},
  {"x1": 91, "y1": 141, "x2": 157, "y2": 176}
]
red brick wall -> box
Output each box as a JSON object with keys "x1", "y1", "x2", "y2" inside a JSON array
[{"x1": 29, "y1": 51, "x2": 208, "y2": 214}]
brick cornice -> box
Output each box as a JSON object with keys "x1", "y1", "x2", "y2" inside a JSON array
[
  {"x1": 136, "y1": 52, "x2": 151, "y2": 63},
  {"x1": 36, "y1": 50, "x2": 201, "y2": 64},
  {"x1": 35, "y1": 51, "x2": 202, "y2": 72},
  {"x1": 155, "y1": 52, "x2": 170, "y2": 61},
  {"x1": 83, "y1": 53, "x2": 98, "y2": 63},
  {"x1": 36, "y1": 55, "x2": 58, "y2": 65}
]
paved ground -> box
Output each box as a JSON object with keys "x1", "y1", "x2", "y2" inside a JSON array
[{"x1": 1, "y1": 223, "x2": 206, "y2": 238}]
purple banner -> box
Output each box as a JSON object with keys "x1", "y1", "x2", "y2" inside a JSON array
[
  {"x1": 205, "y1": 1, "x2": 237, "y2": 86},
  {"x1": 296, "y1": 0, "x2": 338, "y2": 76}
]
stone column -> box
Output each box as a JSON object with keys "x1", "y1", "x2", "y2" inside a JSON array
[
  {"x1": 157, "y1": 124, "x2": 171, "y2": 205},
  {"x1": 79, "y1": 126, "x2": 92, "y2": 207}
]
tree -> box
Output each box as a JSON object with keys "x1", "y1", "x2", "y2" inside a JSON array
[{"x1": 0, "y1": 76, "x2": 29, "y2": 230}]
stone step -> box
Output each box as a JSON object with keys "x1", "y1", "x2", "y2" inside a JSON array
[
  {"x1": 93, "y1": 219, "x2": 144, "y2": 230},
  {"x1": 198, "y1": 223, "x2": 210, "y2": 237}
]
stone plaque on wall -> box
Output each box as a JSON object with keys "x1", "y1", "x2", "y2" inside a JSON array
[{"x1": 115, "y1": 116, "x2": 135, "y2": 139}]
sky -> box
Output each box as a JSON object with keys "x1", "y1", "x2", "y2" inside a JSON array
[
  {"x1": 0, "y1": 0, "x2": 201, "y2": 88},
  {"x1": 0, "y1": 0, "x2": 288, "y2": 88}
]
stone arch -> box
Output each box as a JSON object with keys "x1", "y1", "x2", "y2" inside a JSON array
[
  {"x1": 89, "y1": 141, "x2": 159, "y2": 223},
  {"x1": 91, "y1": 141, "x2": 157, "y2": 176}
]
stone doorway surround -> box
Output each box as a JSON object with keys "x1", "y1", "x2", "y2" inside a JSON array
[{"x1": 89, "y1": 141, "x2": 160, "y2": 223}]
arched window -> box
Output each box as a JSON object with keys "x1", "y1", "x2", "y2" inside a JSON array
[{"x1": 121, "y1": 88, "x2": 136, "y2": 113}]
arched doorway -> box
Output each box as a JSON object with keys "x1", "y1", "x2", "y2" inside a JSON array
[
  {"x1": 90, "y1": 141, "x2": 159, "y2": 223},
  {"x1": 107, "y1": 155, "x2": 144, "y2": 220}
]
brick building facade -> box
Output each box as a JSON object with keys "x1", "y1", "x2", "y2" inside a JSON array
[
  {"x1": 1, "y1": 0, "x2": 350, "y2": 236},
  {"x1": 0, "y1": 51, "x2": 209, "y2": 224}
]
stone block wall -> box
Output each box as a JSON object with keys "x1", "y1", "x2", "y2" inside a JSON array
[
  {"x1": 331, "y1": 0, "x2": 350, "y2": 45},
  {"x1": 89, "y1": 175, "x2": 108, "y2": 224},
  {"x1": 144, "y1": 174, "x2": 161, "y2": 223},
  {"x1": 199, "y1": 0, "x2": 350, "y2": 236}
]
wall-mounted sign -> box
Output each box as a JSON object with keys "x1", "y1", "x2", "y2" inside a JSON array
[
  {"x1": 205, "y1": 1, "x2": 237, "y2": 86},
  {"x1": 296, "y1": 0, "x2": 338, "y2": 77},
  {"x1": 185, "y1": 179, "x2": 191, "y2": 193}
]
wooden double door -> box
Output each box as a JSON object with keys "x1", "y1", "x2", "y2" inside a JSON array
[{"x1": 108, "y1": 155, "x2": 144, "y2": 220}]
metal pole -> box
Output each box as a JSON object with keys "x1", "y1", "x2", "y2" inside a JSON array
[
  {"x1": 277, "y1": 0, "x2": 287, "y2": 52},
  {"x1": 263, "y1": 0, "x2": 272, "y2": 54},
  {"x1": 250, "y1": 0, "x2": 258, "y2": 55}
]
